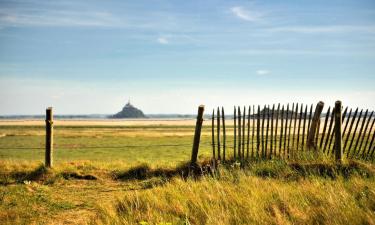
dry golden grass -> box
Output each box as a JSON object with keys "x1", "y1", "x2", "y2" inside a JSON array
[
  {"x1": 1, "y1": 159, "x2": 374, "y2": 225},
  {"x1": 96, "y1": 174, "x2": 375, "y2": 225}
]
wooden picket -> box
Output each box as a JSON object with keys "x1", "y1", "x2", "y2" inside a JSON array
[{"x1": 209, "y1": 101, "x2": 374, "y2": 164}]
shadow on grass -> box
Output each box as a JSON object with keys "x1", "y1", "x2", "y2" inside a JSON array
[
  {"x1": 113, "y1": 159, "x2": 214, "y2": 182},
  {"x1": 0, "y1": 164, "x2": 98, "y2": 185},
  {"x1": 112, "y1": 158, "x2": 374, "y2": 183},
  {"x1": 60, "y1": 172, "x2": 97, "y2": 180},
  {"x1": 0, "y1": 164, "x2": 52, "y2": 185},
  {"x1": 241, "y1": 159, "x2": 374, "y2": 180},
  {"x1": 289, "y1": 160, "x2": 374, "y2": 179}
]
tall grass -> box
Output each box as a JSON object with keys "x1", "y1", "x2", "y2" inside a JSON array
[{"x1": 94, "y1": 160, "x2": 375, "y2": 225}]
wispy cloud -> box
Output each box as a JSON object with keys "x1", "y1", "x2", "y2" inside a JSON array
[
  {"x1": 230, "y1": 6, "x2": 261, "y2": 22},
  {"x1": 0, "y1": 1, "x2": 123, "y2": 27},
  {"x1": 256, "y1": 70, "x2": 270, "y2": 75},
  {"x1": 157, "y1": 37, "x2": 169, "y2": 44},
  {"x1": 234, "y1": 48, "x2": 375, "y2": 56},
  {"x1": 0, "y1": 8, "x2": 120, "y2": 27},
  {"x1": 268, "y1": 25, "x2": 375, "y2": 34}
]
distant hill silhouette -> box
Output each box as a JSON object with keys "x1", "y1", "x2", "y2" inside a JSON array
[{"x1": 111, "y1": 101, "x2": 146, "y2": 118}]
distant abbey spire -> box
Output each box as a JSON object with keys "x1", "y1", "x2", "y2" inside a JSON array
[
  {"x1": 112, "y1": 100, "x2": 146, "y2": 118},
  {"x1": 126, "y1": 99, "x2": 131, "y2": 106}
]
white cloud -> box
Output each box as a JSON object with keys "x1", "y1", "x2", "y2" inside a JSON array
[
  {"x1": 157, "y1": 37, "x2": 169, "y2": 44},
  {"x1": 230, "y1": 6, "x2": 260, "y2": 22},
  {"x1": 268, "y1": 25, "x2": 375, "y2": 34},
  {"x1": 256, "y1": 70, "x2": 270, "y2": 75},
  {"x1": 0, "y1": 9, "x2": 119, "y2": 27}
]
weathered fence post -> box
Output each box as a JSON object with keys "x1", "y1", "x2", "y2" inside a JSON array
[
  {"x1": 257, "y1": 105, "x2": 260, "y2": 157},
  {"x1": 211, "y1": 109, "x2": 216, "y2": 162},
  {"x1": 238, "y1": 106, "x2": 242, "y2": 160},
  {"x1": 45, "y1": 107, "x2": 53, "y2": 168},
  {"x1": 190, "y1": 105, "x2": 205, "y2": 166},
  {"x1": 246, "y1": 106, "x2": 250, "y2": 159},
  {"x1": 242, "y1": 106, "x2": 246, "y2": 160},
  {"x1": 217, "y1": 107, "x2": 221, "y2": 160},
  {"x1": 221, "y1": 107, "x2": 226, "y2": 161},
  {"x1": 234, "y1": 106, "x2": 237, "y2": 159},
  {"x1": 307, "y1": 101, "x2": 324, "y2": 149},
  {"x1": 334, "y1": 101, "x2": 343, "y2": 162}
]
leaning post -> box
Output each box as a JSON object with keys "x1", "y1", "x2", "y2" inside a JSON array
[
  {"x1": 334, "y1": 101, "x2": 343, "y2": 162},
  {"x1": 190, "y1": 105, "x2": 205, "y2": 166},
  {"x1": 307, "y1": 101, "x2": 324, "y2": 149},
  {"x1": 45, "y1": 107, "x2": 54, "y2": 168}
]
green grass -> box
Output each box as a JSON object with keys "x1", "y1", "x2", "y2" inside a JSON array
[
  {"x1": 0, "y1": 125, "x2": 375, "y2": 225},
  {"x1": 0, "y1": 126, "x2": 214, "y2": 166}
]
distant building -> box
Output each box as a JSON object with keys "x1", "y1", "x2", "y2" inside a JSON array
[{"x1": 111, "y1": 101, "x2": 146, "y2": 118}]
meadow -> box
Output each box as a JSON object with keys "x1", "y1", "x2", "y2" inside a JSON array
[{"x1": 0, "y1": 121, "x2": 374, "y2": 225}]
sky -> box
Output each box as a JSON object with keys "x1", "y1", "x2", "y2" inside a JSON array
[{"x1": 0, "y1": 0, "x2": 374, "y2": 115}]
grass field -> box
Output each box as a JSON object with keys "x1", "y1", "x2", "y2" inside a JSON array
[{"x1": 0, "y1": 121, "x2": 375, "y2": 225}]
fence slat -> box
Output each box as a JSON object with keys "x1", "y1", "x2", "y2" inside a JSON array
[
  {"x1": 344, "y1": 108, "x2": 358, "y2": 153},
  {"x1": 221, "y1": 107, "x2": 226, "y2": 161},
  {"x1": 342, "y1": 108, "x2": 352, "y2": 142},
  {"x1": 364, "y1": 116, "x2": 375, "y2": 159},
  {"x1": 284, "y1": 104, "x2": 289, "y2": 157},
  {"x1": 45, "y1": 107, "x2": 53, "y2": 168},
  {"x1": 359, "y1": 111, "x2": 373, "y2": 158},
  {"x1": 217, "y1": 107, "x2": 221, "y2": 160},
  {"x1": 275, "y1": 104, "x2": 280, "y2": 158},
  {"x1": 190, "y1": 105, "x2": 205, "y2": 166},
  {"x1": 293, "y1": 103, "x2": 299, "y2": 150},
  {"x1": 247, "y1": 106, "x2": 250, "y2": 159},
  {"x1": 266, "y1": 106, "x2": 270, "y2": 158},
  {"x1": 280, "y1": 105, "x2": 284, "y2": 157},
  {"x1": 270, "y1": 104, "x2": 275, "y2": 158},
  {"x1": 257, "y1": 105, "x2": 261, "y2": 158},
  {"x1": 302, "y1": 105, "x2": 308, "y2": 151},
  {"x1": 347, "y1": 109, "x2": 363, "y2": 158},
  {"x1": 334, "y1": 101, "x2": 343, "y2": 162},
  {"x1": 261, "y1": 105, "x2": 266, "y2": 158},
  {"x1": 367, "y1": 131, "x2": 375, "y2": 159},
  {"x1": 252, "y1": 105, "x2": 255, "y2": 158},
  {"x1": 327, "y1": 107, "x2": 338, "y2": 154},
  {"x1": 353, "y1": 109, "x2": 368, "y2": 157},
  {"x1": 287, "y1": 103, "x2": 294, "y2": 155},
  {"x1": 320, "y1": 107, "x2": 331, "y2": 149},
  {"x1": 242, "y1": 106, "x2": 246, "y2": 160},
  {"x1": 315, "y1": 119, "x2": 320, "y2": 145},
  {"x1": 234, "y1": 106, "x2": 236, "y2": 159},
  {"x1": 323, "y1": 107, "x2": 335, "y2": 153},
  {"x1": 328, "y1": 107, "x2": 348, "y2": 154},
  {"x1": 308, "y1": 102, "x2": 324, "y2": 149},
  {"x1": 331, "y1": 106, "x2": 349, "y2": 155},
  {"x1": 308, "y1": 104, "x2": 313, "y2": 132},
  {"x1": 212, "y1": 110, "x2": 215, "y2": 161},
  {"x1": 297, "y1": 104, "x2": 303, "y2": 152},
  {"x1": 238, "y1": 106, "x2": 242, "y2": 160}
]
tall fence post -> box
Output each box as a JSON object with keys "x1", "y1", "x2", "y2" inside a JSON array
[
  {"x1": 221, "y1": 107, "x2": 226, "y2": 161},
  {"x1": 307, "y1": 101, "x2": 324, "y2": 149},
  {"x1": 45, "y1": 107, "x2": 53, "y2": 168},
  {"x1": 334, "y1": 101, "x2": 343, "y2": 162},
  {"x1": 217, "y1": 107, "x2": 221, "y2": 161},
  {"x1": 190, "y1": 105, "x2": 205, "y2": 166}
]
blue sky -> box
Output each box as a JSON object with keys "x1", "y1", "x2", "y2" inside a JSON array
[{"x1": 0, "y1": 0, "x2": 374, "y2": 114}]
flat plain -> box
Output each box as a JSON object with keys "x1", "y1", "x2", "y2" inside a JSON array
[{"x1": 0, "y1": 119, "x2": 374, "y2": 225}]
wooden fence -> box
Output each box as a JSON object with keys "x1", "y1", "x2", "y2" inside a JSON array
[
  {"x1": 210, "y1": 101, "x2": 375, "y2": 162},
  {"x1": 41, "y1": 104, "x2": 375, "y2": 169}
]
